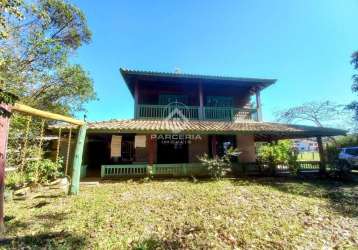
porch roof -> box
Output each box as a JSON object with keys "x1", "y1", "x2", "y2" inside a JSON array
[{"x1": 50, "y1": 119, "x2": 346, "y2": 141}]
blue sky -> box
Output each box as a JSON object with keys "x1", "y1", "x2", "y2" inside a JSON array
[{"x1": 71, "y1": 0, "x2": 358, "y2": 124}]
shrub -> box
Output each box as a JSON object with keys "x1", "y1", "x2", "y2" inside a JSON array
[
  {"x1": 5, "y1": 171, "x2": 27, "y2": 189},
  {"x1": 198, "y1": 148, "x2": 240, "y2": 180},
  {"x1": 257, "y1": 140, "x2": 298, "y2": 174},
  {"x1": 25, "y1": 159, "x2": 63, "y2": 184}
]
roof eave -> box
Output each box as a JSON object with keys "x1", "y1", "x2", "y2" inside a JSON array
[{"x1": 119, "y1": 68, "x2": 277, "y2": 97}]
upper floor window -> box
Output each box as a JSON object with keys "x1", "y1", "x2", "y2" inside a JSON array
[
  {"x1": 206, "y1": 96, "x2": 233, "y2": 107},
  {"x1": 159, "y1": 94, "x2": 188, "y2": 105}
]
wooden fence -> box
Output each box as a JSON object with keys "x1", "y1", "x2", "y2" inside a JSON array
[
  {"x1": 297, "y1": 161, "x2": 321, "y2": 171},
  {"x1": 100, "y1": 163, "x2": 208, "y2": 178},
  {"x1": 101, "y1": 164, "x2": 148, "y2": 178}
]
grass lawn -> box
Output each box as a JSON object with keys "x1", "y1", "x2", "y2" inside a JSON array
[
  {"x1": 2, "y1": 178, "x2": 358, "y2": 249},
  {"x1": 297, "y1": 151, "x2": 320, "y2": 161}
]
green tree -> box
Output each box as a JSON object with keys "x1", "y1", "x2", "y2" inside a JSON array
[
  {"x1": 0, "y1": 0, "x2": 96, "y2": 172},
  {"x1": 0, "y1": 0, "x2": 24, "y2": 39},
  {"x1": 0, "y1": 0, "x2": 96, "y2": 115},
  {"x1": 347, "y1": 51, "x2": 358, "y2": 121}
]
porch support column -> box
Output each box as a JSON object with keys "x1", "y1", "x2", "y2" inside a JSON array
[
  {"x1": 134, "y1": 80, "x2": 139, "y2": 119},
  {"x1": 255, "y1": 89, "x2": 262, "y2": 121},
  {"x1": 198, "y1": 81, "x2": 204, "y2": 120},
  {"x1": 211, "y1": 135, "x2": 217, "y2": 157},
  {"x1": 0, "y1": 103, "x2": 11, "y2": 233},
  {"x1": 147, "y1": 134, "x2": 155, "y2": 165},
  {"x1": 317, "y1": 136, "x2": 326, "y2": 175},
  {"x1": 69, "y1": 124, "x2": 87, "y2": 195}
]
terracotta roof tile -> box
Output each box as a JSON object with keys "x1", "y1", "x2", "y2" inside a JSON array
[{"x1": 50, "y1": 119, "x2": 346, "y2": 139}]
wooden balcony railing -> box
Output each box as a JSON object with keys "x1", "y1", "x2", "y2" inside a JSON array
[
  {"x1": 203, "y1": 107, "x2": 257, "y2": 121},
  {"x1": 136, "y1": 104, "x2": 257, "y2": 121},
  {"x1": 137, "y1": 104, "x2": 200, "y2": 120}
]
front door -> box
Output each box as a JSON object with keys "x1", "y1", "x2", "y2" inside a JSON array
[{"x1": 157, "y1": 138, "x2": 189, "y2": 163}]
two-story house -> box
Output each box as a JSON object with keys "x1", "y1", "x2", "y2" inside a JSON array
[{"x1": 55, "y1": 69, "x2": 345, "y2": 178}]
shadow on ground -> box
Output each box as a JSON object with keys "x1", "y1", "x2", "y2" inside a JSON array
[
  {"x1": 33, "y1": 194, "x2": 64, "y2": 199},
  {"x1": 231, "y1": 176, "x2": 358, "y2": 217},
  {"x1": 5, "y1": 211, "x2": 70, "y2": 236},
  {"x1": 0, "y1": 231, "x2": 87, "y2": 249},
  {"x1": 131, "y1": 237, "x2": 183, "y2": 250},
  {"x1": 131, "y1": 225, "x2": 205, "y2": 250}
]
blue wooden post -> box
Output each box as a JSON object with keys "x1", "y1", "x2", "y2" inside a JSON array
[
  {"x1": 134, "y1": 80, "x2": 139, "y2": 118},
  {"x1": 183, "y1": 163, "x2": 187, "y2": 176},
  {"x1": 69, "y1": 124, "x2": 87, "y2": 195},
  {"x1": 101, "y1": 165, "x2": 105, "y2": 178},
  {"x1": 198, "y1": 82, "x2": 204, "y2": 120}
]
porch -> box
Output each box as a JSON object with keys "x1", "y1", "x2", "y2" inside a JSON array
[
  {"x1": 82, "y1": 133, "x2": 242, "y2": 178},
  {"x1": 52, "y1": 119, "x2": 346, "y2": 179}
]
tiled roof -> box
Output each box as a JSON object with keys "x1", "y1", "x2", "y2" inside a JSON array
[
  {"x1": 120, "y1": 68, "x2": 276, "y2": 84},
  {"x1": 50, "y1": 119, "x2": 346, "y2": 140},
  {"x1": 120, "y1": 68, "x2": 276, "y2": 96}
]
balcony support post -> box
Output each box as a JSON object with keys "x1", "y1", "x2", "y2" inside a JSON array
[
  {"x1": 134, "y1": 80, "x2": 139, "y2": 119},
  {"x1": 211, "y1": 135, "x2": 217, "y2": 157},
  {"x1": 198, "y1": 81, "x2": 204, "y2": 120},
  {"x1": 255, "y1": 89, "x2": 262, "y2": 121},
  {"x1": 317, "y1": 136, "x2": 327, "y2": 175},
  {"x1": 147, "y1": 134, "x2": 155, "y2": 166}
]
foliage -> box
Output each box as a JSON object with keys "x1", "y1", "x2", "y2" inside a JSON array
[
  {"x1": 5, "y1": 170, "x2": 27, "y2": 189},
  {"x1": 1, "y1": 0, "x2": 94, "y2": 180},
  {"x1": 6, "y1": 158, "x2": 62, "y2": 188},
  {"x1": 257, "y1": 140, "x2": 298, "y2": 174},
  {"x1": 0, "y1": 0, "x2": 96, "y2": 115},
  {"x1": 6, "y1": 115, "x2": 62, "y2": 186},
  {"x1": 0, "y1": 0, "x2": 24, "y2": 39},
  {"x1": 198, "y1": 154, "x2": 231, "y2": 180},
  {"x1": 347, "y1": 51, "x2": 358, "y2": 121},
  {"x1": 3, "y1": 179, "x2": 358, "y2": 249},
  {"x1": 25, "y1": 158, "x2": 63, "y2": 183},
  {"x1": 275, "y1": 101, "x2": 349, "y2": 128},
  {"x1": 0, "y1": 89, "x2": 18, "y2": 105},
  {"x1": 198, "y1": 148, "x2": 240, "y2": 180},
  {"x1": 6, "y1": 114, "x2": 48, "y2": 169},
  {"x1": 257, "y1": 140, "x2": 296, "y2": 164},
  {"x1": 0, "y1": 89, "x2": 18, "y2": 117}
]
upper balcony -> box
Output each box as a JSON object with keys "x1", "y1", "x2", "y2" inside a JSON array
[
  {"x1": 120, "y1": 68, "x2": 276, "y2": 122},
  {"x1": 136, "y1": 104, "x2": 258, "y2": 121}
]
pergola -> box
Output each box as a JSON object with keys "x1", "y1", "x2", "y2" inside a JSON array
[{"x1": 0, "y1": 97, "x2": 87, "y2": 232}]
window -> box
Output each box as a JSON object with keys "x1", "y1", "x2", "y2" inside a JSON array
[
  {"x1": 159, "y1": 94, "x2": 188, "y2": 105},
  {"x1": 206, "y1": 96, "x2": 233, "y2": 107}
]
